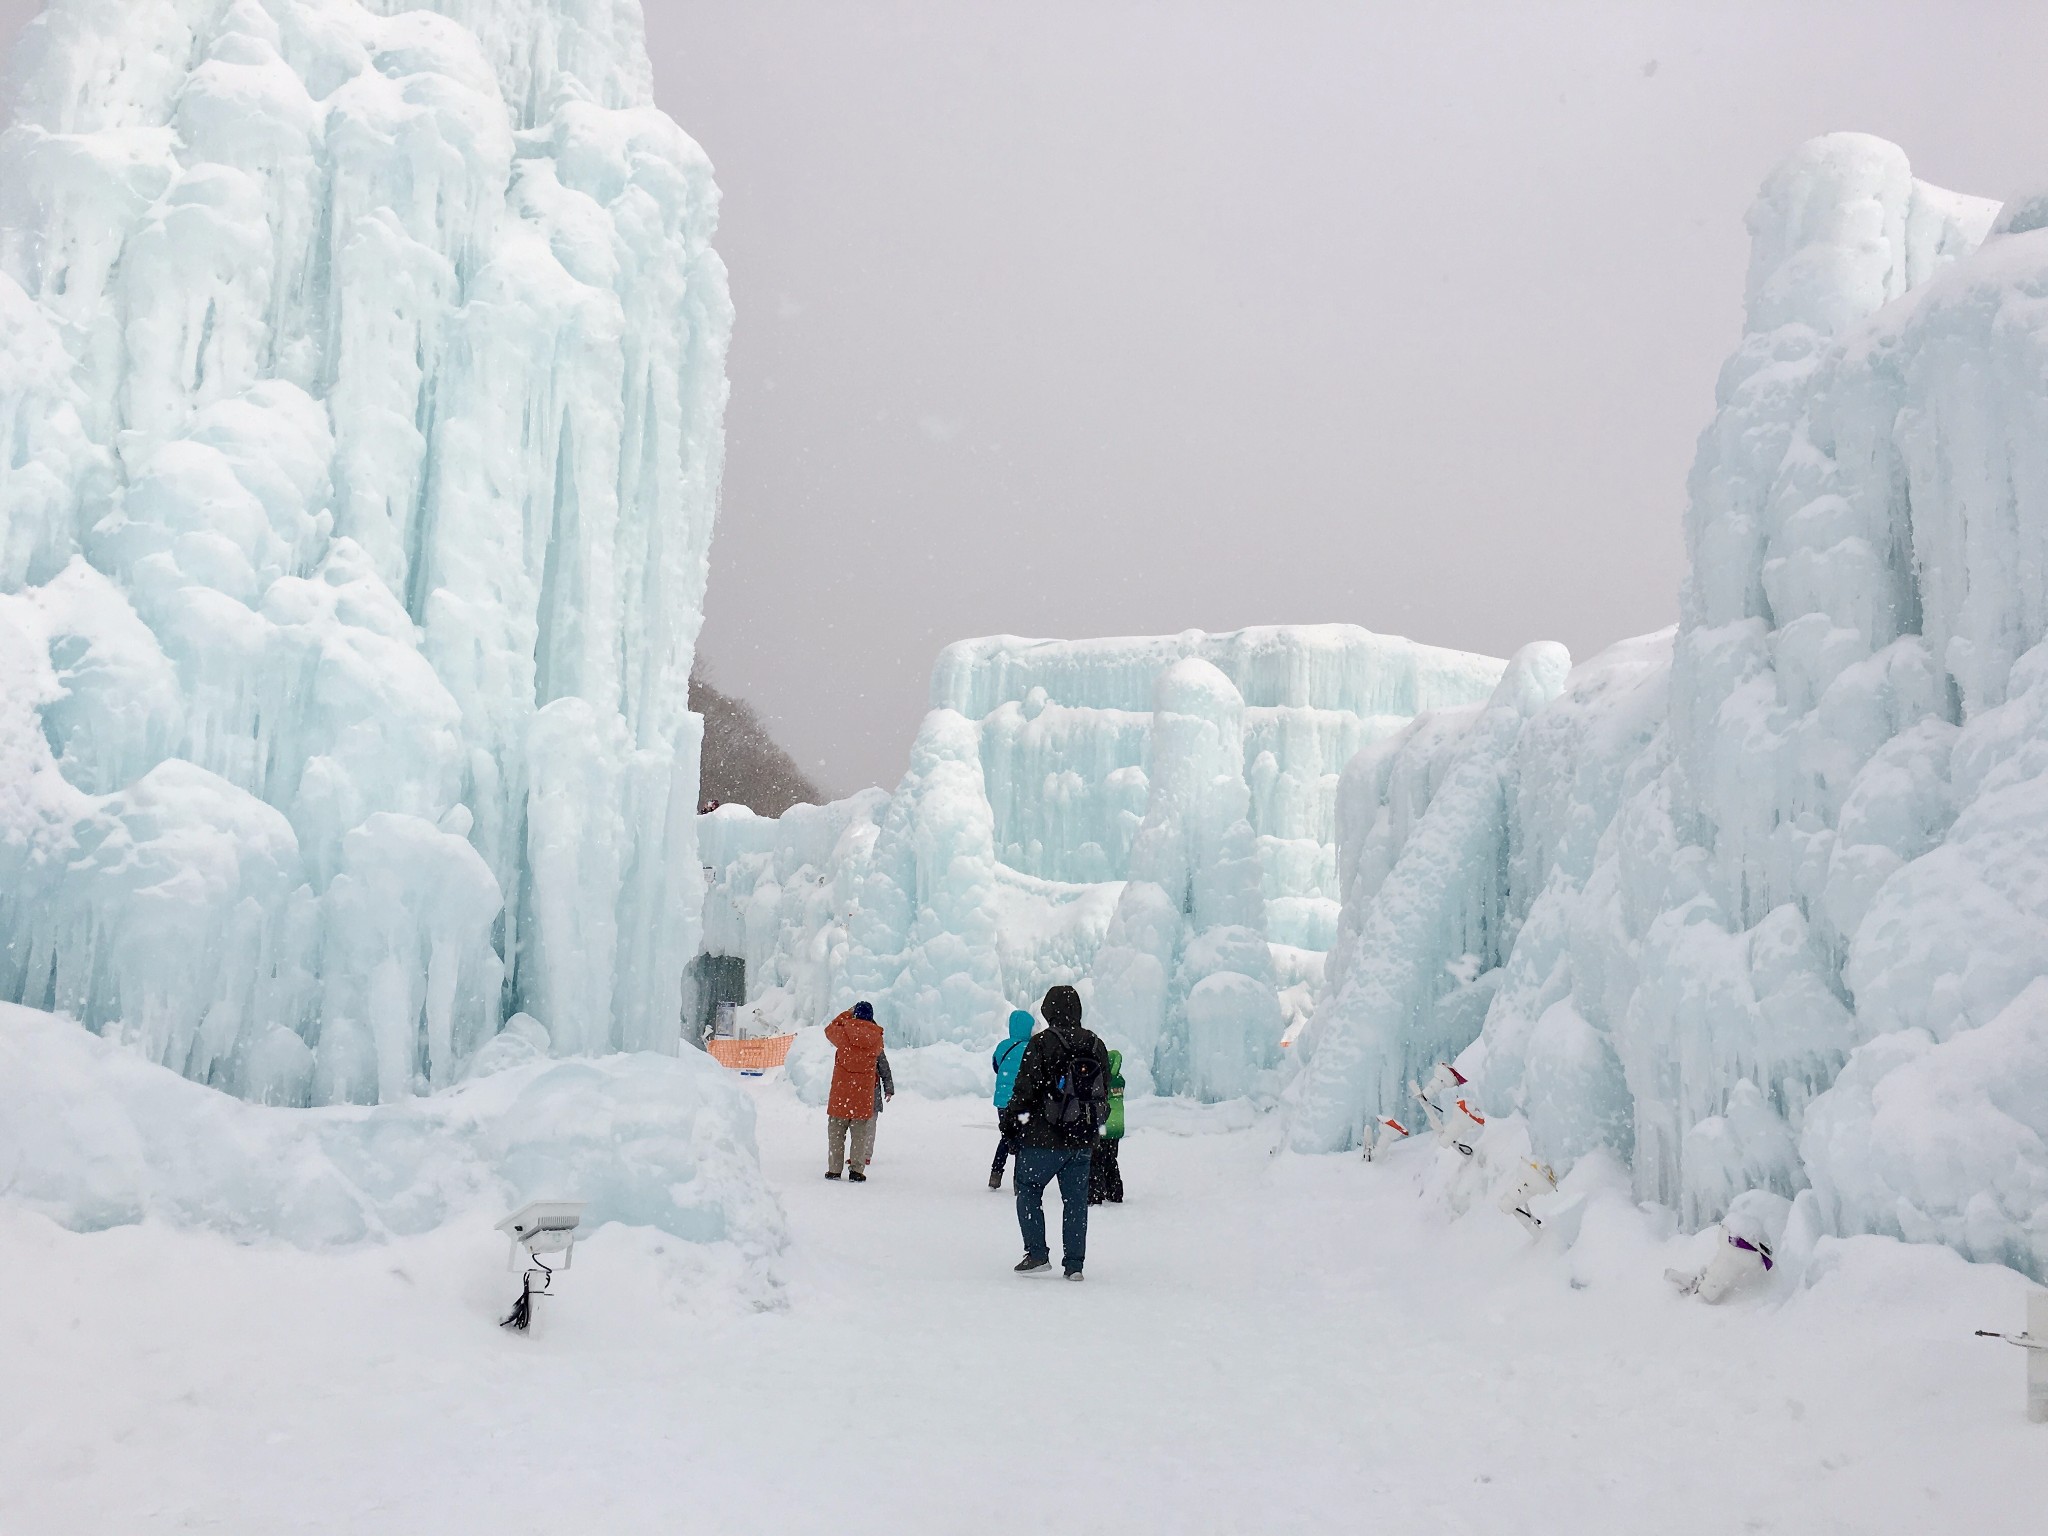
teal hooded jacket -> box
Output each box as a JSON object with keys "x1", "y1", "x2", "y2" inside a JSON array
[{"x1": 991, "y1": 1009, "x2": 1033, "y2": 1109}]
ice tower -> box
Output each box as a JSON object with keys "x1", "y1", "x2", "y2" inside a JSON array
[
  {"x1": 0, "y1": 0, "x2": 730, "y2": 1103},
  {"x1": 1290, "y1": 133, "x2": 2048, "y2": 1280}
]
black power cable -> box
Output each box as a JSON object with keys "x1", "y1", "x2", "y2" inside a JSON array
[{"x1": 500, "y1": 1251, "x2": 556, "y2": 1332}]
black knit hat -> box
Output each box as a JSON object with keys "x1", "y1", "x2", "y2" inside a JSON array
[{"x1": 1041, "y1": 984, "x2": 1083, "y2": 1030}]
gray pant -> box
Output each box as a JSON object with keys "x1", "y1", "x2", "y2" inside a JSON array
[{"x1": 828, "y1": 1115, "x2": 876, "y2": 1175}]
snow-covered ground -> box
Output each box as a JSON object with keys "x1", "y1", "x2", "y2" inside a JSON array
[{"x1": 6, "y1": 1073, "x2": 2041, "y2": 1535}]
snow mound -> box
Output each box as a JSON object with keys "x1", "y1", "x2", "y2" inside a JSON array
[
  {"x1": 0, "y1": 1002, "x2": 785, "y2": 1276},
  {"x1": 886, "y1": 1040, "x2": 995, "y2": 1100}
]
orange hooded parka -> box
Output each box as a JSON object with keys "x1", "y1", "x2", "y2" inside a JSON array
[{"x1": 824, "y1": 1009, "x2": 885, "y2": 1120}]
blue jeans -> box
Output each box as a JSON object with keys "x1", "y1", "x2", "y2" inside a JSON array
[{"x1": 1014, "y1": 1146, "x2": 1093, "y2": 1273}]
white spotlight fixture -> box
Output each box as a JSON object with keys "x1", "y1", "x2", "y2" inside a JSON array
[
  {"x1": 496, "y1": 1199, "x2": 585, "y2": 1332},
  {"x1": 1975, "y1": 1290, "x2": 2048, "y2": 1423}
]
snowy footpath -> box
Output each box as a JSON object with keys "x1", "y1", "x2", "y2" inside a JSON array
[{"x1": 6, "y1": 1075, "x2": 2044, "y2": 1535}]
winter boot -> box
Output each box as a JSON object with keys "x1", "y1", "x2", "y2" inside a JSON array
[{"x1": 1014, "y1": 1256, "x2": 1050, "y2": 1274}]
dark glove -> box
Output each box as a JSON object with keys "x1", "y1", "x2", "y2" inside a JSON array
[{"x1": 998, "y1": 1111, "x2": 1019, "y2": 1142}]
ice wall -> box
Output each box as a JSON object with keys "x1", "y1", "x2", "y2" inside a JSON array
[
  {"x1": 941, "y1": 626, "x2": 1505, "y2": 936},
  {"x1": 697, "y1": 790, "x2": 891, "y2": 1037},
  {"x1": 1290, "y1": 134, "x2": 2048, "y2": 1279},
  {"x1": 1287, "y1": 640, "x2": 1582, "y2": 1133},
  {"x1": 700, "y1": 626, "x2": 1504, "y2": 1073},
  {"x1": 0, "y1": 0, "x2": 729, "y2": 1101}
]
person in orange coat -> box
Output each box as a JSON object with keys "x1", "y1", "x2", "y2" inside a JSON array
[{"x1": 823, "y1": 1000, "x2": 886, "y2": 1182}]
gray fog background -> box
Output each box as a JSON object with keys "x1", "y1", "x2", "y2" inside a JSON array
[{"x1": 7, "y1": 3, "x2": 2047, "y2": 795}]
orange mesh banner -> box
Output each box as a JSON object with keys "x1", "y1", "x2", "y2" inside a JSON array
[{"x1": 707, "y1": 1034, "x2": 795, "y2": 1070}]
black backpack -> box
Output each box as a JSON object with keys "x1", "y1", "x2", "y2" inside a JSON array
[{"x1": 1041, "y1": 1033, "x2": 1110, "y2": 1132}]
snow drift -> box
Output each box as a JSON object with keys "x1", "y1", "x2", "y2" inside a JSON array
[{"x1": 0, "y1": 0, "x2": 729, "y2": 1101}]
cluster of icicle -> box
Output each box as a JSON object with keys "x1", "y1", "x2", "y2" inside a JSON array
[{"x1": 0, "y1": 0, "x2": 729, "y2": 1104}]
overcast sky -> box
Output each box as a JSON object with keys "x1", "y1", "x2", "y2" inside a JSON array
[{"x1": 7, "y1": 3, "x2": 2048, "y2": 794}]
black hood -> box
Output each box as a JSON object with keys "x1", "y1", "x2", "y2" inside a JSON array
[{"x1": 1041, "y1": 984, "x2": 1084, "y2": 1032}]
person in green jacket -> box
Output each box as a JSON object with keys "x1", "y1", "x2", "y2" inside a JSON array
[{"x1": 1088, "y1": 1049, "x2": 1126, "y2": 1204}]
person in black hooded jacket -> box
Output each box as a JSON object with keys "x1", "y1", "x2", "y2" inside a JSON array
[{"x1": 999, "y1": 984, "x2": 1111, "y2": 1279}]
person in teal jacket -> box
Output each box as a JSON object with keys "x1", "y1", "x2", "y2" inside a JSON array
[
  {"x1": 1088, "y1": 1049, "x2": 1126, "y2": 1204},
  {"x1": 988, "y1": 1009, "x2": 1034, "y2": 1189}
]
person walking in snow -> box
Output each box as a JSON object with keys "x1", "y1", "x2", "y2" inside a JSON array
[
  {"x1": 1088, "y1": 1048, "x2": 1126, "y2": 1205},
  {"x1": 824, "y1": 1001, "x2": 886, "y2": 1182},
  {"x1": 988, "y1": 1008, "x2": 1034, "y2": 1189},
  {"x1": 1000, "y1": 985, "x2": 1111, "y2": 1279}
]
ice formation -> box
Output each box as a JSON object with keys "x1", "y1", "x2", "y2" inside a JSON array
[
  {"x1": 1289, "y1": 133, "x2": 2048, "y2": 1279},
  {"x1": 699, "y1": 626, "x2": 1504, "y2": 1098},
  {"x1": 0, "y1": 0, "x2": 728, "y2": 1102},
  {"x1": 6, "y1": 6, "x2": 2038, "y2": 1298}
]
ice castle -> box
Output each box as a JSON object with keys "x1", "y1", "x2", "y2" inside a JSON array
[{"x1": 2, "y1": 3, "x2": 2047, "y2": 1279}]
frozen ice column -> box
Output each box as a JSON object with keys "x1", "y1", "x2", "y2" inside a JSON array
[
  {"x1": 838, "y1": 708, "x2": 1011, "y2": 1047},
  {"x1": 1089, "y1": 659, "x2": 1283, "y2": 1100}
]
